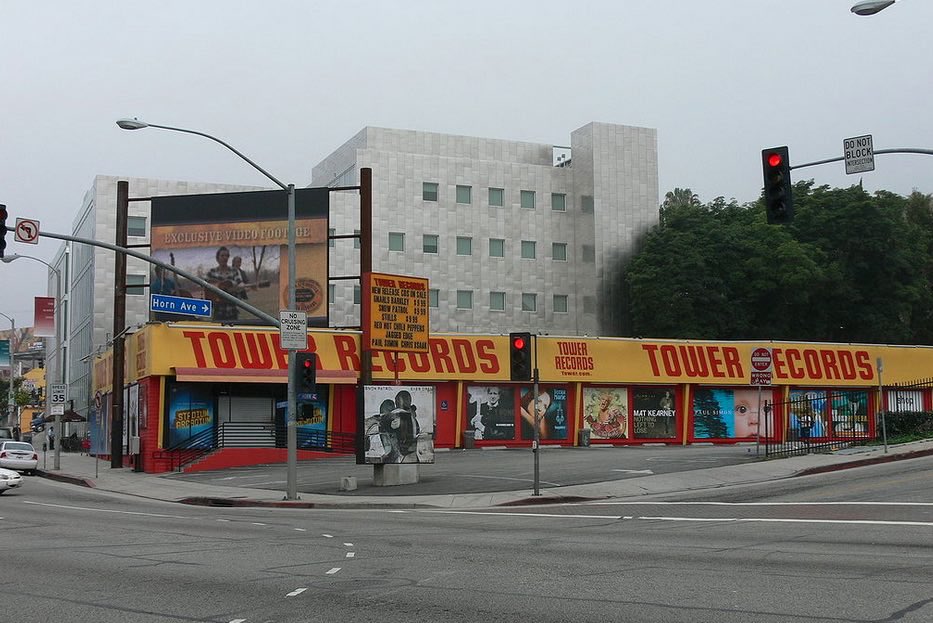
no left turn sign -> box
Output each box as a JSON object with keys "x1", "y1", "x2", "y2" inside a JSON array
[{"x1": 14, "y1": 218, "x2": 40, "y2": 244}]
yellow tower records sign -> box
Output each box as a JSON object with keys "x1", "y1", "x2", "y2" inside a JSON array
[{"x1": 362, "y1": 272, "x2": 430, "y2": 353}]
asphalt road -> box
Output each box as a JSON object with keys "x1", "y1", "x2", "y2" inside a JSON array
[
  {"x1": 4, "y1": 455, "x2": 932, "y2": 622},
  {"x1": 162, "y1": 444, "x2": 764, "y2": 496}
]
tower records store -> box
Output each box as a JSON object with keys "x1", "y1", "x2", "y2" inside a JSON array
[{"x1": 91, "y1": 324, "x2": 932, "y2": 473}]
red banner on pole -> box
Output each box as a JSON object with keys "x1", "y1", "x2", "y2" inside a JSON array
[{"x1": 34, "y1": 296, "x2": 55, "y2": 337}]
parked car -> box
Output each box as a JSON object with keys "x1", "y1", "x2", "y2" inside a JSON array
[
  {"x1": 0, "y1": 467, "x2": 24, "y2": 493},
  {"x1": 0, "y1": 441, "x2": 39, "y2": 475}
]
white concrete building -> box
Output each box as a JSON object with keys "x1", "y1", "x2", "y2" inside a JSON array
[
  {"x1": 49, "y1": 122, "x2": 658, "y2": 416},
  {"x1": 49, "y1": 176, "x2": 262, "y2": 418},
  {"x1": 315, "y1": 122, "x2": 659, "y2": 337}
]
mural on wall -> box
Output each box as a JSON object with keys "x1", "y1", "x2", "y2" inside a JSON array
[
  {"x1": 582, "y1": 387, "x2": 629, "y2": 439},
  {"x1": 632, "y1": 387, "x2": 677, "y2": 438},
  {"x1": 519, "y1": 386, "x2": 569, "y2": 441},
  {"x1": 166, "y1": 382, "x2": 215, "y2": 448},
  {"x1": 830, "y1": 390, "x2": 869, "y2": 436},
  {"x1": 693, "y1": 388, "x2": 770, "y2": 439},
  {"x1": 466, "y1": 385, "x2": 516, "y2": 440},
  {"x1": 788, "y1": 389, "x2": 828, "y2": 438},
  {"x1": 363, "y1": 385, "x2": 435, "y2": 464}
]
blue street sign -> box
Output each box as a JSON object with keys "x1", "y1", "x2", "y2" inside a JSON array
[{"x1": 150, "y1": 293, "x2": 213, "y2": 318}]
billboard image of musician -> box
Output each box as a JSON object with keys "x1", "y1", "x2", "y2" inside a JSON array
[
  {"x1": 149, "y1": 188, "x2": 329, "y2": 326},
  {"x1": 363, "y1": 385, "x2": 435, "y2": 464}
]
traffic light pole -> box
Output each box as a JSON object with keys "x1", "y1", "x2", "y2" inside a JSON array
[
  {"x1": 789, "y1": 147, "x2": 933, "y2": 171},
  {"x1": 532, "y1": 334, "x2": 540, "y2": 496}
]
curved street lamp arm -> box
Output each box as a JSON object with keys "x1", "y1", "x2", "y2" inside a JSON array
[{"x1": 143, "y1": 123, "x2": 287, "y2": 190}]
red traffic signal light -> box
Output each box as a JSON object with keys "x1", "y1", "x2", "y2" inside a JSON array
[
  {"x1": 296, "y1": 352, "x2": 317, "y2": 394},
  {"x1": 509, "y1": 332, "x2": 532, "y2": 381},
  {"x1": 0, "y1": 204, "x2": 7, "y2": 259},
  {"x1": 762, "y1": 146, "x2": 793, "y2": 224}
]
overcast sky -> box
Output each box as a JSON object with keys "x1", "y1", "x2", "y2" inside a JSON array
[{"x1": 1, "y1": 0, "x2": 931, "y2": 327}]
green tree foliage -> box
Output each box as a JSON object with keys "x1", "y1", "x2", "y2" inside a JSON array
[{"x1": 625, "y1": 184, "x2": 933, "y2": 345}]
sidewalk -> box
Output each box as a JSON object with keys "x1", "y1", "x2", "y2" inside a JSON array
[{"x1": 35, "y1": 440, "x2": 933, "y2": 510}]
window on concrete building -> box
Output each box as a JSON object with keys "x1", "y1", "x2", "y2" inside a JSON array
[
  {"x1": 581, "y1": 195, "x2": 594, "y2": 213},
  {"x1": 329, "y1": 228, "x2": 336, "y2": 247},
  {"x1": 354, "y1": 229, "x2": 361, "y2": 249},
  {"x1": 423, "y1": 182, "x2": 438, "y2": 201},
  {"x1": 551, "y1": 193, "x2": 566, "y2": 212},
  {"x1": 456, "y1": 185, "x2": 472, "y2": 204},
  {"x1": 521, "y1": 190, "x2": 536, "y2": 209},
  {"x1": 329, "y1": 284, "x2": 335, "y2": 304},
  {"x1": 489, "y1": 187, "x2": 504, "y2": 207},
  {"x1": 126, "y1": 274, "x2": 146, "y2": 296},
  {"x1": 423, "y1": 234, "x2": 439, "y2": 254},
  {"x1": 521, "y1": 240, "x2": 536, "y2": 259},
  {"x1": 388, "y1": 232, "x2": 405, "y2": 252},
  {"x1": 489, "y1": 238, "x2": 505, "y2": 258},
  {"x1": 456, "y1": 290, "x2": 473, "y2": 309},
  {"x1": 429, "y1": 288, "x2": 439, "y2": 308},
  {"x1": 490, "y1": 291, "x2": 506, "y2": 311},
  {"x1": 127, "y1": 216, "x2": 147, "y2": 237},
  {"x1": 553, "y1": 294, "x2": 569, "y2": 313},
  {"x1": 456, "y1": 236, "x2": 472, "y2": 256},
  {"x1": 552, "y1": 242, "x2": 567, "y2": 261},
  {"x1": 521, "y1": 293, "x2": 537, "y2": 312},
  {"x1": 582, "y1": 244, "x2": 596, "y2": 263},
  {"x1": 353, "y1": 285, "x2": 361, "y2": 305}
]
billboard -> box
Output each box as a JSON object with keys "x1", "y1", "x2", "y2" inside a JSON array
[
  {"x1": 362, "y1": 385, "x2": 435, "y2": 464},
  {"x1": 149, "y1": 188, "x2": 329, "y2": 326}
]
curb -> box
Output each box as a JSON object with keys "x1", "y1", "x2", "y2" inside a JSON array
[
  {"x1": 35, "y1": 470, "x2": 96, "y2": 488},
  {"x1": 177, "y1": 496, "x2": 435, "y2": 510},
  {"x1": 795, "y1": 447, "x2": 933, "y2": 477}
]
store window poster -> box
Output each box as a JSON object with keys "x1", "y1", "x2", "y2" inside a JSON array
[
  {"x1": 692, "y1": 388, "x2": 768, "y2": 439},
  {"x1": 632, "y1": 388, "x2": 676, "y2": 439},
  {"x1": 582, "y1": 387, "x2": 629, "y2": 439},
  {"x1": 166, "y1": 383, "x2": 215, "y2": 448},
  {"x1": 519, "y1": 387, "x2": 569, "y2": 441}
]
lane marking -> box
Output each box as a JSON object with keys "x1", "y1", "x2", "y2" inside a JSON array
[
  {"x1": 23, "y1": 501, "x2": 188, "y2": 519},
  {"x1": 639, "y1": 516, "x2": 933, "y2": 527},
  {"x1": 611, "y1": 469, "x2": 654, "y2": 474},
  {"x1": 461, "y1": 474, "x2": 563, "y2": 486},
  {"x1": 286, "y1": 588, "x2": 308, "y2": 597},
  {"x1": 343, "y1": 542, "x2": 353, "y2": 547},
  {"x1": 251, "y1": 522, "x2": 267, "y2": 526},
  {"x1": 346, "y1": 552, "x2": 355, "y2": 558},
  {"x1": 424, "y1": 509, "x2": 933, "y2": 527},
  {"x1": 326, "y1": 568, "x2": 341, "y2": 575},
  {"x1": 295, "y1": 528, "x2": 307, "y2": 532},
  {"x1": 587, "y1": 501, "x2": 933, "y2": 507},
  {"x1": 322, "y1": 533, "x2": 334, "y2": 538},
  {"x1": 229, "y1": 619, "x2": 247, "y2": 622},
  {"x1": 426, "y1": 510, "x2": 621, "y2": 519}
]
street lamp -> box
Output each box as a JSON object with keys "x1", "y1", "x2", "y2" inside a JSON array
[
  {"x1": 2, "y1": 253, "x2": 65, "y2": 469},
  {"x1": 117, "y1": 117, "x2": 302, "y2": 500},
  {"x1": 851, "y1": 1, "x2": 896, "y2": 15}
]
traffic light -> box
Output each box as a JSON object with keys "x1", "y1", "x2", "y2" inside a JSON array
[
  {"x1": 762, "y1": 147, "x2": 793, "y2": 224},
  {"x1": 0, "y1": 204, "x2": 8, "y2": 258},
  {"x1": 296, "y1": 352, "x2": 317, "y2": 394},
  {"x1": 509, "y1": 332, "x2": 533, "y2": 381}
]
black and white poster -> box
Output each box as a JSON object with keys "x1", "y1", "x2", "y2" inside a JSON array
[{"x1": 363, "y1": 385, "x2": 435, "y2": 464}]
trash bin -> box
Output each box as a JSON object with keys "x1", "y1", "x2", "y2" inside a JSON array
[
  {"x1": 577, "y1": 428, "x2": 591, "y2": 447},
  {"x1": 462, "y1": 430, "x2": 475, "y2": 449}
]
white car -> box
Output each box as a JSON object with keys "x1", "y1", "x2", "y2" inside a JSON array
[
  {"x1": 0, "y1": 467, "x2": 24, "y2": 493},
  {"x1": 0, "y1": 441, "x2": 39, "y2": 475}
]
